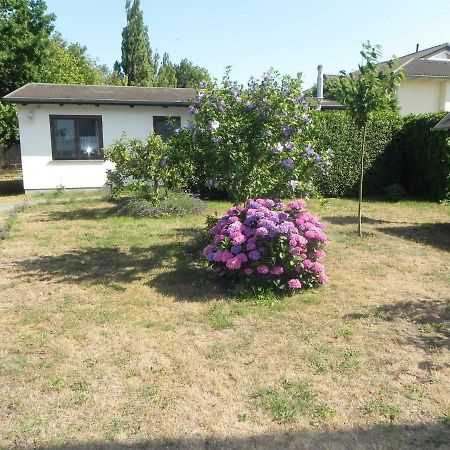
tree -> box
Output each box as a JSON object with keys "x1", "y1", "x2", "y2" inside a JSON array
[
  {"x1": 41, "y1": 33, "x2": 108, "y2": 85},
  {"x1": 175, "y1": 59, "x2": 210, "y2": 88},
  {"x1": 335, "y1": 41, "x2": 403, "y2": 236},
  {"x1": 0, "y1": 0, "x2": 55, "y2": 98},
  {"x1": 120, "y1": 0, "x2": 155, "y2": 86},
  {"x1": 303, "y1": 75, "x2": 341, "y2": 100},
  {"x1": 155, "y1": 52, "x2": 177, "y2": 87}
]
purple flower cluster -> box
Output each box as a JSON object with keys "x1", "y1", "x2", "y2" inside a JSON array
[{"x1": 202, "y1": 198, "x2": 328, "y2": 292}]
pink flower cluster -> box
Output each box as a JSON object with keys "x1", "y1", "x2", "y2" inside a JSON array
[{"x1": 202, "y1": 198, "x2": 328, "y2": 292}]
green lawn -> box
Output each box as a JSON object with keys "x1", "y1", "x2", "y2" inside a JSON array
[{"x1": 0, "y1": 196, "x2": 449, "y2": 449}]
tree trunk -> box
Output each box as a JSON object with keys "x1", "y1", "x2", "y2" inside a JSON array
[{"x1": 358, "y1": 124, "x2": 367, "y2": 237}]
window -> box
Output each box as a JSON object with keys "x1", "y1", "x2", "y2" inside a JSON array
[
  {"x1": 50, "y1": 115, "x2": 103, "y2": 160},
  {"x1": 153, "y1": 116, "x2": 181, "y2": 140}
]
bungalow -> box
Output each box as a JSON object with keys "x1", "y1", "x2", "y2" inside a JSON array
[{"x1": 2, "y1": 84, "x2": 195, "y2": 191}]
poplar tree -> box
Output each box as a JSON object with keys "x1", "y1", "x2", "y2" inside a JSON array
[{"x1": 120, "y1": 0, "x2": 155, "y2": 86}]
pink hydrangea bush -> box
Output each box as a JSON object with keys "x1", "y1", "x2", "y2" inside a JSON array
[{"x1": 202, "y1": 198, "x2": 328, "y2": 293}]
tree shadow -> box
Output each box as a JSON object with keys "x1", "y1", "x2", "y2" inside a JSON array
[
  {"x1": 45, "y1": 206, "x2": 120, "y2": 221},
  {"x1": 322, "y1": 215, "x2": 413, "y2": 226},
  {"x1": 16, "y1": 231, "x2": 229, "y2": 301},
  {"x1": 375, "y1": 298, "x2": 450, "y2": 352},
  {"x1": 377, "y1": 223, "x2": 450, "y2": 252},
  {"x1": 33, "y1": 422, "x2": 450, "y2": 450},
  {"x1": 0, "y1": 178, "x2": 24, "y2": 195}
]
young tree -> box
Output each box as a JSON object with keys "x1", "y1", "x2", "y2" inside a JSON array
[
  {"x1": 335, "y1": 42, "x2": 403, "y2": 236},
  {"x1": 120, "y1": 0, "x2": 155, "y2": 86}
]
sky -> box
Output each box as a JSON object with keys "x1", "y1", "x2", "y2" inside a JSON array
[{"x1": 45, "y1": 0, "x2": 450, "y2": 88}]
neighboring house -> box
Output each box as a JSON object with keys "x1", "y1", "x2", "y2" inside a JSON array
[
  {"x1": 391, "y1": 43, "x2": 450, "y2": 115},
  {"x1": 2, "y1": 84, "x2": 195, "y2": 191},
  {"x1": 433, "y1": 112, "x2": 450, "y2": 131}
]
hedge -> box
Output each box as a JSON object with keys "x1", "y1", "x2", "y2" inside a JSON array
[
  {"x1": 307, "y1": 110, "x2": 449, "y2": 201},
  {"x1": 396, "y1": 113, "x2": 449, "y2": 201}
]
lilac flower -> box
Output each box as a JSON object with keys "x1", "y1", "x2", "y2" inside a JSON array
[
  {"x1": 246, "y1": 100, "x2": 256, "y2": 109},
  {"x1": 197, "y1": 91, "x2": 205, "y2": 101},
  {"x1": 199, "y1": 80, "x2": 208, "y2": 89},
  {"x1": 282, "y1": 158, "x2": 295, "y2": 170},
  {"x1": 305, "y1": 144, "x2": 314, "y2": 156},
  {"x1": 272, "y1": 142, "x2": 284, "y2": 154},
  {"x1": 208, "y1": 120, "x2": 220, "y2": 131},
  {"x1": 284, "y1": 141, "x2": 294, "y2": 151},
  {"x1": 315, "y1": 155, "x2": 323, "y2": 163},
  {"x1": 217, "y1": 99, "x2": 227, "y2": 111},
  {"x1": 231, "y1": 88, "x2": 241, "y2": 102},
  {"x1": 174, "y1": 128, "x2": 181, "y2": 134},
  {"x1": 187, "y1": 121, "x2": 196, "y2": 130},
  {"x1": 160, "y1": 156, "x2": 169, "y2": 168},
  {"x1": 206, "y1": 179, "x2": 214, "y2": 188},
  {"x1": 301, "y1": 114, "x2": 312, "y2": 124},
  {"x1": 188, "y1": 105, "x2": 198, "y2": 115},
  {"x1": 290, "y1": 180, "x2": 298, "y2": 190},
  {"x1": 282, "y1": 125, "x2": 293, "y2": 137}
]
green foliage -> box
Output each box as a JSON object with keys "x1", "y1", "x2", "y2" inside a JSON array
[
  {"x1": 116, "y1": 192, "x2": 206, "y2": 218},
  {"x1": 397, "y1": 113, "x2": 450, "y2": 201},
  {"x1": 0, "y1": 0, "x2": 55, "y2": 98},
  {"x1": 0, "y1": 103, "x2": 19, "y2": 145},
  {"x1": 120, "y1": 0, "x2": 156, "y2": 86},
  {"x1": 41, "y1": 33, "x2": 108, "y2": 85},
  {"x1": 170, "y1": 70, "x2": 332, "y2": 201},
  {"x1": 304, "y1": 75, "x2": 342, "y2": 100},
  {"x1": 175, "y1": 59, "x2": 211, "y2": 88},
  {"x1": 154, "y1": 52, "x2": 177, "y2": 87},
  {"x1": 306, "y1": 110, "x2": 403, "y2": 197},
  {"x1": 104, "y1": 133, "x2": 175, "y2": 202},
  {"x1": 336, "y1": 41, "x2": 403, "y2": 127},
  {"x1": 363, "y1": 401, "x2": 401, "y2": 422}
]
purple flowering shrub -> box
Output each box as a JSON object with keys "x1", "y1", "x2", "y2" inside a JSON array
[
  {"x1": 202, "y1": 198, "x2": 328, "y2": 293},
  {"x1": 170, "y1": 70, "x2": 333, "y2": 201}
]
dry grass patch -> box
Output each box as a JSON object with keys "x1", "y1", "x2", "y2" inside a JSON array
[{"x1": 0, "y1": 196, "x2": 449, "y2": 449}]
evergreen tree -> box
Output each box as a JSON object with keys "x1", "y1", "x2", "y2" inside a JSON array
[{"x1": 120, "y1": 0, "x2": 155, "y2": 86}]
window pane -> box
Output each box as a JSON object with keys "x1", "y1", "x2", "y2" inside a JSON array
[
  {"x1": 79, "y1": 119, "x2": 101, "y2": 158},
  {"x1": 53, "y1": 119, "x2": 76, "y2": 158},
  {"x1": 153, "y1": 116, "x2": 181, "y2": 140}
]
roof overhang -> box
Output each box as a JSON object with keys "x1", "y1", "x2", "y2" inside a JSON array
[
  {"x1": 1, "y1": 97, "x2": 191, "y2": 107},
  {"x1": 433, "y1": 113, "x2": 450, "y2": 131}
]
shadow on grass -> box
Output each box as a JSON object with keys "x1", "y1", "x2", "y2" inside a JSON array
[
  {"x1": 376, "y1": 298, "x2": 450, "y2": 352},
  {"x1": 322, "y1": 215, "x2": 415, "y2": 226},
  {"x1": 35, "y1": 422, "x2": 450, "y2": 450},
  {"x1": 17, "y1": 232, "x2": 228, "y2": 300},
  {"x1": 46, "y1": 206, "x2": 118, "y2": 221},
  {"x1": 377, "y1": 223, "x2": 450, "y2": 252},
  {"x1": 0, "y1": 178, "x2": 24, "y2": 195}
]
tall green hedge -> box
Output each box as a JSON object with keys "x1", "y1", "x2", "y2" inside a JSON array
[
  {"x1": 308, "y1": 110, "x2": 449, "y2": 200},
  {"x1": 308, "y1": 110, "x2": 403, "y2": 197},
  {"x1": 396, "y1": 113, "x2": 449, "y2": 200}
]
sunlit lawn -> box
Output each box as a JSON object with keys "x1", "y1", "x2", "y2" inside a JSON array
[{"x1": 0, "y1": 195, "x2": 449, "y2": 449}]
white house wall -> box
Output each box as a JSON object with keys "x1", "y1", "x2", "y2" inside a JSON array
[
  {"x1": 397, "y1": 79, "x2": 450, "y2": 115},
  {"x1": 17, "y1": 103, "x2": 190, "y2": 190}
]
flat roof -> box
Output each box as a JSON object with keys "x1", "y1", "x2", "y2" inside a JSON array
[{"x1": 2, "y1": 83, "x2": 197, "y2": 106}]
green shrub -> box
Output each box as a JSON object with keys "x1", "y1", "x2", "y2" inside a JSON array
[
  {"x1": 169, "y1": 71, "x2": 332, "y2": 201},
  {"x1": 305, "y1": 110, "x2": 403, "y2": 197},
  {"x1": 104, "y1": 133, "x2": 179, "y2": 202},
  {"x1": 116, "y1": 191, "x2": 205, "y2": 218},
  {"x1": 396, "y1": 113, "x2": 449, "y2": 201}
]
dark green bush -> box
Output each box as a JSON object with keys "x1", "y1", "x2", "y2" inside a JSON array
[
  {"x1": 116, "y1": 191, "x2": 206, "y2": 218},
  {"x1": 396, "y1": 113, "x2": 449, "y2": 201},
  {"x1": 306, "y1": 110, "x2": 403, "y2": 197}
]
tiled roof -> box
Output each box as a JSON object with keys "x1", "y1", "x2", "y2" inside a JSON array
[
  {"x1": 2, "y1": 83, "x2": 196, "y2": 106},
  {"x1": 433, "y1": 113, "x2": 450, "y2": 131}
]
